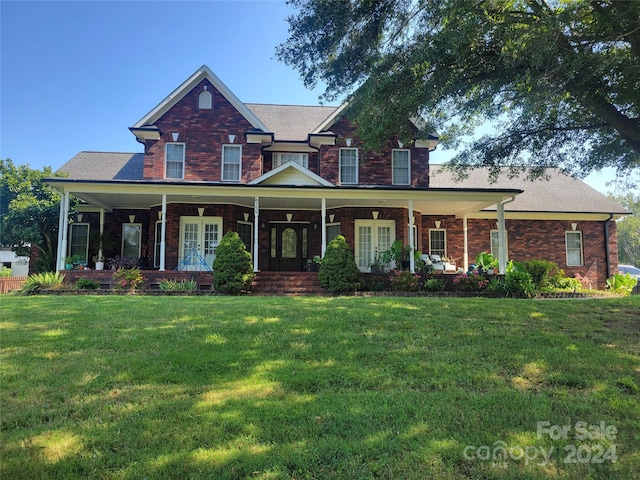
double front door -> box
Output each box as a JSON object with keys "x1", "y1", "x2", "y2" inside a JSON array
[
  {"x1": 269, "y1": 223, "x2": 308, "y2": 271},
  {"x1": 179, "y1": 216, "x2": 222, "y2": 271}
]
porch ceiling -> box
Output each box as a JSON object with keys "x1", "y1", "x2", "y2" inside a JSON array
[{"x1": 49, "y1": 180, "x2": 520, "y2": 217}]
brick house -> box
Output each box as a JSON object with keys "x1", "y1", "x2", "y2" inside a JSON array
[{"x1": 47, "y1": 65, "x2": 627, "y2": 288}]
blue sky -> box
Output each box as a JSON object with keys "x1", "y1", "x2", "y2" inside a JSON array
[{"x1": 0, "y1": 0, "x2": 625, "y2": 195}]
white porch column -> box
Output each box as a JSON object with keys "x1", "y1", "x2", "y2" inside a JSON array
[
  {"x1": 463, "y1": 215, "x2": 469, "y2": 272},
  {"x1": 59, "y1": 191, "x2": 70, "y2": 269},
  {"x1": 408, "y1": 200, "x2": 415, "y2": 273},
  {"x1": 56, "y1": 192, "x2": 66, "y2": 271},
  {"x1": 253, "y1": 197, "x2": 260, "y2": 272},
  {"x1": 497, "y1": 201, "x2": 507, "y2": 274},
  {"x1": 98, "y1": 208, "x2": 105, "y2": 260},
  {"x1": 160, "y1": 194, "x2": 167, "y2": 271},
  {"x1": 321, "y1": 198, "x2": 327, "y2": 257}
]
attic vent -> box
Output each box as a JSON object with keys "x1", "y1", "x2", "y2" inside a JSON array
[{"x1": 199, "y1": 89, "x2": 212, "y2": 109}]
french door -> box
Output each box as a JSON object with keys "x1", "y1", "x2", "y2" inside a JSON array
[
  {"x1": 354, "y1": 220, "x2": 395, "y2": 272},
  {"x1": 178, "y1": 217, "x2": 223, "y2": 271}
]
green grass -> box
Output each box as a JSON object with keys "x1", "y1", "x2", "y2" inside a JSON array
[{"x1": 1, "y1": 296, "x2": 639, "y2": 479}]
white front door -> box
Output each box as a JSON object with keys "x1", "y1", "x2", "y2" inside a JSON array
[
  {"x1": 178, "y1": 216, "x2": 223, "y2": 271},
  {"x1": 355, "y1": 220, "x2": 395, "y2": 272}
]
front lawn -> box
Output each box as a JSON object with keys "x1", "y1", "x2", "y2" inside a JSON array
[{"x1": 1, "y1": 296, "x2": 639, "y2": 479}]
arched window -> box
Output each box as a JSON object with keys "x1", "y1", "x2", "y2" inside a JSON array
[{"x1": 199, "y1": 89, "x2": 212, "y2": 109}]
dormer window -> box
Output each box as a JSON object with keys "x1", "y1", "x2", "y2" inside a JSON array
[
  {"x1": 273, "y1": 153, "x2": 308, "y2": 169},
  {"x1": 198, "y1": 87, "x2": 212, "y2": 109}
]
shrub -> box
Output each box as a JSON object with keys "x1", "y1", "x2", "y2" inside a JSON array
[
  {"x1": 112, "y1": 267, "x2": 143, "y2": 291},
  {"x1": 107, "y1": 256, "x2": 139, "y2": 270},
  {"x1": 76, "y1": 277, "x2": 101, "y2": 290},
  {"x1": 159, "y1": 279, "x2": 198, "y2": 291},
  {"x1": 0, "y1": 266, "x2": 12, "y2": 277},
  {"x1": 423, "y1": 277, "x2": 446, "y2": 292},
  {"x1": 20, "y1": 272, "x2": 65, "y2": 295},
  {"x1": 503, "y1": 261, "x2": 536, "y2": 298},
  {"x1": 390, "y1": 270, "x2": 422, "y2": 292},
  {"x1": 522, "y1": 259, "x2": 559, "y2": 288},
  {"x1": 606, "y1": 273, "x2": 638, "y2": 295},
  {"x1": 452, "y1": 272, "x2": 489, "y2": 292},
  {"x1": 318, "y1": 235, "x2": 361, "y2": 293},
  {"x1": 212, "y1": 231, "x2": 255, "y2": 294},
  {"x1": 485, "y1": 277, "x2": 505, "y2": 296}
]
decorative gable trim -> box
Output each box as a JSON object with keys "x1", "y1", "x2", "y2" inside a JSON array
[
  {"x1": 131, "y1": 65, "x2": 270, "y2": 133},
  {"x1": 248, "y1": 161, "x2": 334, "y2": 187}
]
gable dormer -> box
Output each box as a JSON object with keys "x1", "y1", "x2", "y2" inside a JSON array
[{"x1": 130, "y1": 66, "x2": 271, "y2": 182}]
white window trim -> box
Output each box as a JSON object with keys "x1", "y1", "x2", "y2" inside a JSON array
[
  {"x1": 222, "y1": 144, "x2": 242, "y2": 182},
  {"x1": 565, "y1": 231, "x2": 584, "y2": 266},
  {"x1": 122, "y1": 223, "x2": 142, "y2": 259},
  {"x1": 154, "y1": 220, "x2": 162, "y2": 268},
  {"x1": 68, "y1": 223, "x2": 90, "y2": 263},
  {"x1": 237, "y1": 220, "x2": 253, "y2": 254},
  {"x1": 165, "y1": 142, "x2": 185, "y2": 180},
  {"x1": 490, "y1": 229, "x2": 508, "y2": 259},
  {"x1": 339, "y1": 148, "x2": 358, "y2": 185},
  {"x1": 273, "y1": 152, "x2": 309, "y2": 169},
  {"x1": 428, "y1": 228, "x2": 447, "y2": 257},
  {"x1": 392, "y1": 149, "x2": 411, "y2": 185}
]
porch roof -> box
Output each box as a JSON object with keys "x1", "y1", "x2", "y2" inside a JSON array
[{"x1": 45, "y1": 176, "x2": 522, "y2": 218}]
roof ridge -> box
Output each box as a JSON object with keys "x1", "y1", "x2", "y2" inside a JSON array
[
  {"x1": 245, "y1": 102, "x2": 338, "y2": 108},
  {"x1": 79, "y1": 150, "x2": 141, "y2": 155}
]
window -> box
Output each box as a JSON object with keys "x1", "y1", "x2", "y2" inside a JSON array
[
  {"x1": 154, "y1": 221, "x2": 162, "y2": 268},
  {"x1": 429, "y1": 229, "x2": 446, "y2": 257},
  {"x1": 565, "y1": 231, "x2": 583, "y2": 266},
  {"x1": 122, "y1": 224, "x2": 142, "y2": 258},
  {"x1": 326, "y1": 224, "x2": 341, "y2": 243},
  {"x1": 273, "y1": 153, "x2": 308, "y2": 168},
  {"x1": 165, "y1": 143, "x2": 185, "y2": 179},
  {"x1": 354, "y1": 219, "x2": 395, "y2": 271},
  {"x1": 198, "y1": 89, "x2": 212, "y2": 109},
  {"x1": 237, "y1": 221, "x2": 253, "y2": 253},
  {"x1": 490, "y1": 229, "x2": 508, "y2": 260},
  {"x1": 392, "y1": 149, "x2": 410, "y2": 185},
  {"x1": 339, "y1": 148, "x2": 358, "y2": 184},
  {"x1": 222, "y1": 145, "x2": 241, "y2": 181},
  {"x1": 68, "y1": 223, "x2": 89, "y2": 263}
]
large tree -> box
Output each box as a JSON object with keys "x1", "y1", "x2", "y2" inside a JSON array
[
  {"x1": 0, "y1": 159, "x2": 71, "y2": 272},
  {"x1": 611, "y1": 193, "x2": 640, "y2": 267},
  {"x1": 277, "y1": 0, "x2": 640, "y2": 180}
]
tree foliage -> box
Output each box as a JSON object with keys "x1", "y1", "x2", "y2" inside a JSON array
[
  {"x1": 277, "y1": 0, "x2": 640, "y2": 180},
  {"x1": 610, "y1": 193, "x2": 640, "y2": 267},
  {"x1": 0, "y1": 159, "x2": 70, "y2": 272}
]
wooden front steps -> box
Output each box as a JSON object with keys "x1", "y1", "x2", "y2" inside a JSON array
[{"x1": 250, "y1": 271, "x2": 325, "y2": 296}]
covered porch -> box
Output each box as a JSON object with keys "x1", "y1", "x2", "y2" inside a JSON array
[{"x1": 48, "y1": 177, "x2": 522, "y2": 275}]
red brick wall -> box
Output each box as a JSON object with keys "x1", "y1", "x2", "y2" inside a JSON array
[
  {"x1": 317, "y1": 118, "x2": 431, "y2": 187},
  {"x1": 141, "y1": 79, "x2": 261, "y2": 182},
  {"x1": 419, "y1": 216, "x2": 617, "y2": 289},
  {"x1": 71, "y1": 207, "x2": 616, "y2": 288}
]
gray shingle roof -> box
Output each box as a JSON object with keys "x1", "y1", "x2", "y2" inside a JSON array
[
  {"x1": 55, "y1": 154, "x2": 627, "y2": 215},
  {"x1": 245, "y1": 104, "x2": 338, "y2": 141},
  {"x1": 429, "y1": 165, "x2": 628, "y2": 214},
  {"x1": 58, "y1": 152, "x2": 144, "y2": 181}
]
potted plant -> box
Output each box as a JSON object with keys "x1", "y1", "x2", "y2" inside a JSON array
[
  {"x1": 64, "y1": 256, "x2": 74, "y2": 270},
  {"x1": 476, "y1": 251, "x2": 499, "y2": 274},
  {"x1": 370, "y1": 252, "x2": 387, "y2": 274},
  {"x1": 93, "y1": 254, "x2": 105, "y2": 271},
  {"x1": 382, "y1": 240, "x2": 412, "y2": 270}
]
